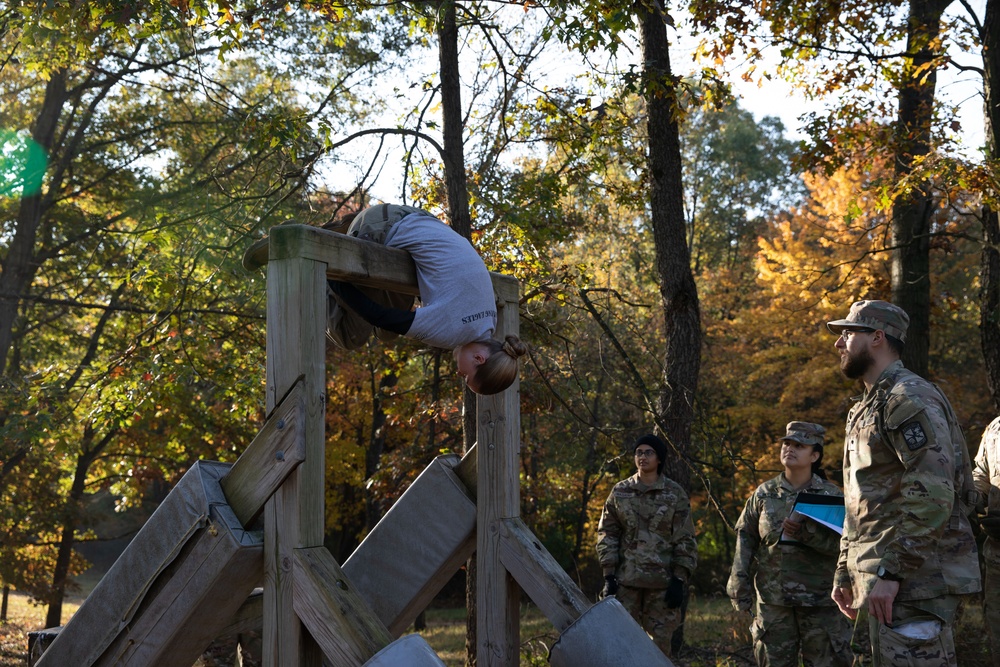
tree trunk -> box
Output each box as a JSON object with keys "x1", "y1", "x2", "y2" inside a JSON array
[
  {"x1": 437, "y1": 2, "x2": 477, "y2": 663},
  {"x1": 45, "y1": 440, "x2": 97, "y2": 628},
  {"x1": 981, "y1": 0, "x2": 1000, "y2": 412},
  {"x1": 1, "y1": 583, "x2": 9, "y2": 622},
  {"x1": 889, "y1": 0, "x2": 953, "y2": 377},
  {"x1": 438, "y1": 0, "x2": 472, "y2": 241},
  {"x1": 573, "y1": 375, "x2": 605, "y2": 568},
  {"x1": 639, "y1": 2, "x2": 701, "y2": 493},
  {"x1": 0, "y1": 70, "x2": 67, "y2": 376}
]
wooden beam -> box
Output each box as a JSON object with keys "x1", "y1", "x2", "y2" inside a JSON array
[
  {"x1": 477, "y1": 291, "x2": 522, "y2": 667},
  {"x1": 221, "y1": 379, "x2": 306, "y2": 527},
  {"x1": 264, "y1": 256, "x2": 328, "y2": 666},
  {"x1": 498, "y1": 518, "x2": 593, "y2": 633},
  {"x1": 244, "y1": 225, "x2": 519, "y2": 304},
  {"x1": 292, "y1": 547, "x2": 393, "y2": 665}
]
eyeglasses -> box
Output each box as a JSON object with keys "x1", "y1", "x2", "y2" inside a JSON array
[
  {"x1": 635, "y1": 449, "x2": 657, "y2": 459},
  {"x1": 839, "y1": 328, "x2": 875, "y2": 341}
]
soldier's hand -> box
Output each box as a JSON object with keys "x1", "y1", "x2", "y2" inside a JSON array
[
  {"x1": 665, "y1": 576, "x2": 685, "y2": 609},
  {"x1": 601, "y1": 574, "x2": 619, "y2": 598},
  {"x1": 731, "y1": 597, "x2": 752, "y2": 614},
  {"x1": 980, "y1": 515, "x2": 1000, "y2": 540},
  {"x1": 832, "y1": 586, "x2": 857, "y2": 620},
  {"x1": 868, "y1": 578, "x2": 899, "y2": 626},
  {"x1": 781, "y1": 518, "x2": 802, "y2": 539}
]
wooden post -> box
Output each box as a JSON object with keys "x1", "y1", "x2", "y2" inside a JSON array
[
  {"x1": 476, "y1": 283, "x2": 521, "y2": 667},
  {"x1": 263, "y1": 237, "x2": 328, "y2": 667}
]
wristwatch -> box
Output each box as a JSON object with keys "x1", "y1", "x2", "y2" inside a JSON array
[{"x1": 876, "y1": 565, "x2": 903, "y2": 582}]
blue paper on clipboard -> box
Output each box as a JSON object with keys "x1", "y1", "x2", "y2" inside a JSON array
[{"x1": 779, "y1": 492, "x2": 845, "y2": 544}]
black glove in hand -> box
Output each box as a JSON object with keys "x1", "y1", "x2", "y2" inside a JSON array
[
  {"x1": 601, "y1": 574, "x2": 619, "y2": 598},
  {"x1": 665, "y1": 576, "x2": 685, "y2": 609},
  {"x1": 980, "y1": 515, "x2": 1000, "y2": 540}
]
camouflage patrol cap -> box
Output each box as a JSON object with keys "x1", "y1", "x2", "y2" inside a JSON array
[
  {"x1": 780, "y1": 421, "x2": 826, "y2": 447},
  {"x1": 826, "y1": 300, "x2": 909, "y2": 342}
]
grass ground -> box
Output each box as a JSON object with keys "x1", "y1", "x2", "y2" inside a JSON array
[
  {"x1": 0, "y1": 591, "x2": 990, "y2": 666},
  {"x1": 0, "y1": 592, "x2": 80, "y2": 667},
  {"x1": 412, "y1": 597, "x2": 757, "y2": 667}
]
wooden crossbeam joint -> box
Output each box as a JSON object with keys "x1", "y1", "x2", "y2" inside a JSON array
[
  {"x1": 497, "y1": 517, "x2": 593, "y2": 633},
  {"x1": 292, "y1": 547, "x2": 393, "y2": 665}
]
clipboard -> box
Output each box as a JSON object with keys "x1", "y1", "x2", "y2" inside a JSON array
[{"x1": 778, "y1": 492, "x2": 845, "y2": 544}]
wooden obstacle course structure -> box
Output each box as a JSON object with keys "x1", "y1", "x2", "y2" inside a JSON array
[{"x1": 32, "y1": 224, "x2": 673, "y2": 667}]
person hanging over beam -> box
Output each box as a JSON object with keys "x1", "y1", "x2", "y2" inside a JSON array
[{"x1": 324, "y1": 203, "x2": 526, "y2": 395}]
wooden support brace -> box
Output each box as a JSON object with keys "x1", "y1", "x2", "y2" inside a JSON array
[
  {"x1": 498, "y1": 518, "x2": 593, "y2": 633},
  {"x1": 221, "y1": 379, "x2": 307, "y2": 527},
  {"x1": 292, "y1": 547, "x2": 393, "y2": 666}
]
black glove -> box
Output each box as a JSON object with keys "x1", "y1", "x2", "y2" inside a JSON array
[
  {"x1": 601, "y1": 574, "x2": 619, "y2": 598},
  {"x1": 665, "y1": 576, "x2": 685, "y2": 609},
  {"x1": 980, "y1": 515, "x2": 1000, "y2": 540}
]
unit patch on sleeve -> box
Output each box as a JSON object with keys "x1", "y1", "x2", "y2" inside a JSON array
[{"x1": 901, "y1": 421, "x2": 928, "y2": 451}]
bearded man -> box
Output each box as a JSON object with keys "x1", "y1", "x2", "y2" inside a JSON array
[{"x1": 826, "y1": 300, "x2": 980, "y2": 667}]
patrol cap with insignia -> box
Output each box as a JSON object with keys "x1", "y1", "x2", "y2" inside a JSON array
[
  {"x1": 826, "y1": 300, "x2": 909, "y2": 342},
  {"x1": 780, "y1": 421, "x2": 826, "y2": 447}
]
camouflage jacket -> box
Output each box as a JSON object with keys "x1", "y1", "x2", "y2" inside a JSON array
[
  {"x1": 834, "y1": 360, "x2": 981, "y2": 606},
  {"x1": 973, "y1": 416, "x2": 1000, "y2": 516},
  {"x1": 727, "y1": 474, "x2": 843, "y2": 609},
  {"x1": 596, "y1": 473, "x2": 698, "y2": 588}
]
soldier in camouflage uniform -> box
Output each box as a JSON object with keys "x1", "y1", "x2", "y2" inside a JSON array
[
  {"x1": 596, "y1": 434, "x2": 698, "y2": 658},
  {"x1": 972, "y1": 415, "x2": 1000, "y2": 658},
  {"x1": 827, "y1": 300, "x2": 980, "y2": 667},
  {"x1": 728, "y1": 421, "x2": 853, "y2": 667}
]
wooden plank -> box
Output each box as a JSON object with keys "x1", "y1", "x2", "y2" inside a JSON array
[
  {"x1": 498, "y1": 518, "x2": 593, "y2": 633},
  {"x1": 245, "y1": 225, "x2": 520, "y2": 304},
  {"x1": 477, "y1": 289, "x2": 522, "y2": 667},
  {"x1": 221, "y1": 379, "x2": 306, "y2": 527},
  {"x1": 292, "y1": 547, "x2": 393, "y2": 666},
  {"x1": 264, "y1": 256, "x2": 328, "y2": 667},
  {"x1": 270, "y1": 225, "x2": 418, "y2": 294}
]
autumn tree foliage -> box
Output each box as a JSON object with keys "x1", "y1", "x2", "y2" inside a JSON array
[{"x1": 2, "y1": 5, "x2": 997, "y2": 660}]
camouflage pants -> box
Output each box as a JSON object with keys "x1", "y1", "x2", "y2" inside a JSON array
[
  {"x1": 982, "y1": 538, "x2": 1000, "y2": 660},
  {"x1": 752, "y1": 602, "x2": 853, "y2": 667},
  {"x1": 867, "y1": 596, "x2": 959, "y2": 667},
  {"x1": 616, "y1": 585, "x2": 682, "y2": 658}
]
